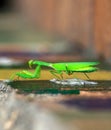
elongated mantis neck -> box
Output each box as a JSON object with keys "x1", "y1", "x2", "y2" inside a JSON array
[{"x1": 29, "y1": 60, "x2": 52, "y2": 67}]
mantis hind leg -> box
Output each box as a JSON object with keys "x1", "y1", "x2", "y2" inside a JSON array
[
  {"x1": 83, "y1": 73, "x2": 90, "y2": 80},
  {"x1": 65, "y1": 65, "x2": 84, "y2": 85}
]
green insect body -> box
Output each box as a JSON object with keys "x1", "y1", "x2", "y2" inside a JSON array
[
  {"x1": 10, "y1": 60, "x2": 99, "y2": 80},
  {"x1": 51, "y1": 62, "x2": 98, "y2": 72}
]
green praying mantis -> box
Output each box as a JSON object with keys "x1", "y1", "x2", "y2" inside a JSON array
[{"x1": 10, "y1": 60, "x2": 99, "y2": 80}]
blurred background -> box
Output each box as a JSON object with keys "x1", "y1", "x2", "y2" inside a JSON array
[
  {"x1": 1, "y1": 1, "x2": 111, "y2": 130},
  {"x1": 0, "y1": 0, "x2": 111, "y2": 63}
]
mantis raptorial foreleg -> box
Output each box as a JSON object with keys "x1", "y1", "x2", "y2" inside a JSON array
[
  {"x1": 22, "y1": 65, "x2": 41, "y2": 78},
  {"x1": 29, "y1": 65, "x2": 41, "y2": 78},
  {"x1": 10, "y1": 65, "x2": 41, "y2": 80}
]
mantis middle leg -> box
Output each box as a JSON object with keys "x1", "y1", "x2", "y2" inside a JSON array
[{"x1": 50, "y1": 70, "x2": 63, "y2": 79}]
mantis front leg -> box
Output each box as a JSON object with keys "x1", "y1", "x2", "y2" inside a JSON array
[
  {"x1": 24, "y1": 64, "x2": 41, "y2": 78},
  {"x1": 10, "y1": 65, "x2": 41, "y2": 80}
]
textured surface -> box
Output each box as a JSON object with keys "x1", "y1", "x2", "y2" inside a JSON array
[{"x1": 0, "y1": 69, "x2": 111, "y2": 130}]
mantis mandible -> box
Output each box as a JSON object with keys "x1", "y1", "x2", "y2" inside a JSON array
[{"x1": 10, "y1": 60, "x2": 99, "y2": 80}]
